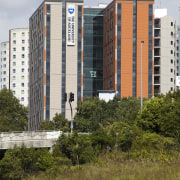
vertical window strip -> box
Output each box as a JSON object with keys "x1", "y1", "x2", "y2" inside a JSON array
[
  {"x1": 46, "y1": 5, "x2": 51, "y2": 121},
  {"x1": 132, "y1": 0, "x2": 137, "y2": 97},
  {"x1": 117, "y1": 3, "x2": 121, "y2": 96},
  {"x1": 61, "y1": 1, "x2": 66, "y2": 116},
  {"x1": 148, "y1": 4, "x2": 153, "y2": 98},
  {"x1": 78, "y1": 5, "x2": 82, "y2": 103}
]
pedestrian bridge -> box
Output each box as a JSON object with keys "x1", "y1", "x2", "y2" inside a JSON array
[{"x1": 0, "y1": 131, "x2": 63, "y2": 150}]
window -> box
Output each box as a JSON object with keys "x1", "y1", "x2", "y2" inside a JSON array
[
  {"x1": 21, "y1": 76, "x2": 24, "y2": 79},
  {"x1": 171, "y1": 41, "x2": 173, "y2": 45},
  {"x1": 171, "y1": 59, "x2": 173, "y2": 64},
  {"x1": 13, "y1": 48, "x2": 16, "y2": 51},
  {"x1": 3, "y1": 51, "x2": 6, "y2": 54},
  {"x1": 171, "y1": 69, "x2": 173, "y2": 73},
  {"x1": 13, "y1": 69, "x2": 16, "y2": 73},
  {"x1": 21, "y1": 61, "x2": 25, "y2": 65},
  {"x1": 13, "y1": 91, "x2": 15, "y2": 94},
  {"x1": 13, "y1": 40, "x2": 16, "y2": 44},
  {"x1": 3, "y1": 71, "x2": 6, "y2": 74},
  {"x1": 13, "y1": 55, "x2": 16, "y2": 59},
  {"x1": 13, "y1": 33, "x2": 16, "y2": 37},
  {"x1": 171, "y1": 87, "x2": 173, "y2": 91},
  {"x1": 21, "y1": 90, "x2": 24, "y2": 94},
  {"x1": 21, "y1": 54, "x2": 25, "y2": 58},
  {"x1": 13, "y1": 62, "x2": 16, "y2": 66},
  {"x1": 171, "y1": 50, "x2": 173, "y2": 54},
  {"x1": 22, "y1": 40, "x2": 25, "y2": 43},
  {"x1": 171, "y1": 32, "x2": 173, "y2": 36},
  {"x1": 3, "y1": 78, "x2": 6, "y2": 82},
  {"x1": 22, "y1": 32, "x2": 25, "y2": 36},
  {"x1": 13, "y1": 83, "x2": 16, "y2": 87},
  {"x1": 171, "y1": 22, "x2": 173, "y2": 26},
  {"x1": 22, "y1": 68, "x2": 24, "y2": 72},
  {"x1": 3, "y1": 64, "x2": 6, "y2": 68},
  {"x1": 3, "y1": 58, "x2": 6, "y2": 61},
  {"x1": 22, "y1": 47, "x2": 25, "y2": 51},
  {"x1": 21, "y1": 83, "x2": 24, "y2": 87},
  {"x1": 21, "y1": 97, "x2": 24, "y2": 101},
  {"x1": 171, "y1": 78, "x2": 173, "y2": 82}
]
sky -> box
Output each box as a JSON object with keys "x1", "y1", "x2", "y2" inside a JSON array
[{"x1": 0, "y1": 0, "x2": 180, "y2": 43}]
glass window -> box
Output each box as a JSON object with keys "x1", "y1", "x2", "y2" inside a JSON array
[
  {"x1": 13, "y1": 83, "x2": 16, "y2": 87},
  {"x1": 13, "y1": 48, "x2": 16, "y2": 51},
  {"x1": 13, "y1": 69, "x2": 16, "y2": 73},
  {"x1": 21, "y1": 90, "x2": 24, "y2": 94},
  {"x1": 22, "y1": 68, "x2": 24, "y2": 72},
  {"x1": 22, "y1": 54, "x2": 25, "y2": 58},
  {"x1": 21, "y1": 83, "x2": 24, "y2": 87},
  {"x1": 21, "y1": 97, "x2": 24, "y2": 101},
  {"x1": 13, "y1": 33, "x2": 16, "y2": 37},
  {"x1": 21, "y1": 61, "x2": 25, "y2": 65},
  {"x1": 13, "y1": 40, "x2": 16, "y2": 44},
  {"x1": 13, "y1": 62, "x2": 16, "y2": 66},
  {"x1": 22, "y1": 32, "x2": 25, "y2": 36},
  {"x1": 13, "y1": 55, "x2": 16, "y2": 59},
  {"x1": 21, "y1": 76, "x2": 24, "y2": 79},
  {"x1": 22, "y1": 40, "x2": 25, "y2": 43},
  {"x1": 22, "y1": 47, "x2": 25, "y2": 51}
]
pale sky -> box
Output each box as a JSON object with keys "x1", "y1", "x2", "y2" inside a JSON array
[{"x1": 0, "y1": 0, "x2": 179, "y2": 43}]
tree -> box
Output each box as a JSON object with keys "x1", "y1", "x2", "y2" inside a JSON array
[
  {"x1": 53, "y1": 113, "x2": 69, "y2": 131},
  {"x1": 0, "y1": 88, "x2": 28, "y2": 132},
  {"x1": 39, "y1": 121, "x2": 55, "y2": 130}
]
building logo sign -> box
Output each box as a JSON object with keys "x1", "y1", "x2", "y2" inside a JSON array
[{"x1": 67, "y1": 4, "x2": 75, "y2": 46}]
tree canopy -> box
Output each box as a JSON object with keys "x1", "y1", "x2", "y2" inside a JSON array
[{"x1": 0, "y1": 88, "x2": 28, "y2": 132}]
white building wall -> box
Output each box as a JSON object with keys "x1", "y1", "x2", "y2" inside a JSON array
[
  {"x1": 9, "y1": 29, "x2": 29, "y2": 107},
  {"x1": 160, "y1": 16, "x2": 176, "y2": 94},
  {"x1": 0, "y1": 42, "x2": 9, "y2": 90}
]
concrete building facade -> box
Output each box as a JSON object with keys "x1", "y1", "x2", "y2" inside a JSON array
[
  {"x1": 9, "y1": 28, "x2": 29, "y2": 107},
  {"x1": 103, "y1": 0, "x2": 154, "y2": 99},
  {"x1": 29, "y1": 0, "x2": 83, "y2": 130},
  {"x1": 154, "y1": 9, "x2": 176, "y2": 95},
  {"x1": 0, "y1": 42, "x2": 9, "y2": 90}
]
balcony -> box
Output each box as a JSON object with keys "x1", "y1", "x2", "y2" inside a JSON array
[
  {"x1": 154, "y1": 77, "x2": 160, "y2": 85},
  {"x1": 154, "y1": 48, "x2": 160, "y2": 57},
  {"x1": 154, "y1": 57, "x2": 160, "y2": 66},
  {"x1": 154, "y1": 67, "x2": 160, "y2": 75},
  {"x1": 154, "y1": 19, "x2": 161, "y2": 28},
  {"x1": 154, "y1": 29, "x2": 160, "y2": 38},
  {"x1": 154, "y1": 39, "x2": 160, "y2": 47}
]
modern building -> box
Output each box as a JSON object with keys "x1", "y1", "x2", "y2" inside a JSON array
[
  {"x1": 103, "y1": 0, "x2": 154, "y2": 99},
  {"x1": 9, "y1": 28, "x2": 29, "y2": 107},
  {"x1": 29, "y1": 0, "x2": 84, "y2": 130},
  {"x1": 83, "y1": 6, "x2": 104, "y2": 101},
  {"x1": 177, "y1": 25, "x2": 180, "y2": 76},
  {"x1": 0, "y1": 42, "x2": 9, "y2": 90},
  {"x1": 154, "y1": 9, "x2": 176, "y2": 95}
]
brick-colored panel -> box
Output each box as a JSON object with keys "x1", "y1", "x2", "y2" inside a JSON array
[
  {"x1": 121, "y1": 2, "x2": 133, "y2": 97},
  {"x1": 44, "y1": 50, "x2": 46, "y2": 61},
  {"x1": 44, "y1": 74, "x2": 46, "y2": 85},
  {"x1": 136, "y1": 2, "x2": 151, "y2": 98},
  {"x1": 44, "y1": 4, "x2": 47, "y2": 15},
  {"x1": 44, "y1": 96, "x2": 46, "y2": 107}
]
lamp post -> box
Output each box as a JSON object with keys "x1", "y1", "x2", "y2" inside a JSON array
[{"x1": 141, "y1": 41, "x2": 144, "y2": 112}]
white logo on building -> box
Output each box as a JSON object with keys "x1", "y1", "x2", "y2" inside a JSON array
[{"x1": 67, "y1": 5, "x2": 75, "y2": 46}]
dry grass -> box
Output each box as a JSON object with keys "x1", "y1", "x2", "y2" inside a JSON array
[{"x1": 26, "y1": 158, "x2": 180, "y2": 180}]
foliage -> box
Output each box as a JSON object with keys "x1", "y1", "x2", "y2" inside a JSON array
[
  {"x1": 0, "y1": 88, "x2": 28, "y2": 132},
  {"x1": 38, "y1": 113, "x2": 69, "y2": 132},
  {"x1": 75, "y1": 96, "x2": 141, "y2": 132},
  {"x1": 55, "y1": 133, "x2": 95, "y2": 165}
]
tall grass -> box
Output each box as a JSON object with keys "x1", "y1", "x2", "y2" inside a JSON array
[{"x1": 26, "y1": 152, "x2": 180, "y2": 180}]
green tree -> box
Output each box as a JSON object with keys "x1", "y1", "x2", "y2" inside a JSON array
[
  {"x1": 0, "y1": 88, "x2": 28, "y2": 132},
  {"x1": 38, "y1": 121, "x2": 55, "y2": 130},
  {"x1": 53, "y1": 113, "x2": 69, "y2": 131}
]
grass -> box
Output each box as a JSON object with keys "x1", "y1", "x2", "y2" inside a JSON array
[{"x1": 26, "y1": 153, "x2": 180, "y2": 180}]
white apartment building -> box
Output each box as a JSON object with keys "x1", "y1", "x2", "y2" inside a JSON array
[
  {"x1": 154, "y1": 9, "x2": 176, "y2": 95},
  {"x1": 9, "y1": 28, "x2": 29, "y2": 107},
  {"x1": 0, "y1": 42, "x2": 9, "y2": 90}
]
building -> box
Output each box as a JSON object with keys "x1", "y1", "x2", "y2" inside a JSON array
[
  {"x1": 177, "y1": 25, "x2": 180, "y2": 77},
  {"x1": 9, "y1": 28, "x2": 29, "y2": 107},
  {"x1": 154, "y1": 9, "x2": 176, "y2": 95},
  {"x1": 83, "y1": 5, "x2": 104, "y2": 101},
  {"x1": 103, "y1": 0, "x2": 154, "y2": 99},
  {"x1": 29, "y1": 0, "x2": 84, "y2": 130},
  {"x1": 0, "y1": 42, "x2": 9, "y2": 90}
]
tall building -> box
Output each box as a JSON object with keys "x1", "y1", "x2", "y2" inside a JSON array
[
  {"x1": 9, "y1": 28, "x2": 29, "y2": 106},
  {"x1": 0, "y1": 42, "x2": 9, "y2": 90},
  {"x1": 29, "y1": 0, "x2": 83, "y2": 130},
  {"x1": 103, "y1": 0, "x2": 154, "y2": 99},
  {"x1": 83, "y1": 6, "x2": 104, "y2": 100},
  {"x1": 154, "y1": 9, "x2": 176, "y2": 95}
]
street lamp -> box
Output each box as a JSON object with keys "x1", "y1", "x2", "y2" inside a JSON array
[{"x1": 141, "y1": 41, "x2": 144, "y2": 112}]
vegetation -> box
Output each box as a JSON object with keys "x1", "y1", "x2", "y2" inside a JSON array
[
  {"x1": 0, "y1": 89, "x2": 180, "y2": 179},
  {"x1": 0, "y1": 88, "x2": 28, "y2": 132},
  {"x1": 38, "y1": 113, "x2": 69, "y2": 131}
]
